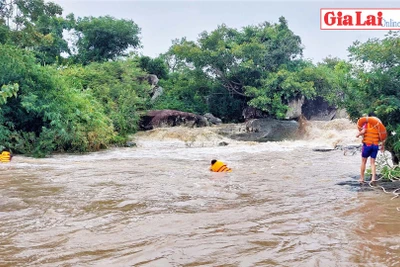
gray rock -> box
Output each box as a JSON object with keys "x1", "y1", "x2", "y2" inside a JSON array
[
  {"x1": 216, "y1": 118, "x2": 299, "y2": 142},
  {"x1": 242, "y1": 106, "x2": 267, "y2": 120},
  {"x1": 151, "y1": 86, "x2": 163, "y2": 103},
  {"x1": 139, "y1": 110, "x2": 209, "y2": 130},
  {"x1": 218, "y1": 141, "x2": 229, "y2": 146},
  {"x1": 301, "y1": 96, "x2": 337, "y2": 121},
  {"x1": 285, "y1": 96, "x2": 305, "y2": 120},
  {"x1": 204, "y1": 113, "x2": 222, "y2": 125},
  {"x1": 333, "y1": 108, "x2": 350, "y2": 119},
  {"x1": 146, "y1": 74, "x2": 159, "y2": 88},
  {"x1": 125, "y1": 141, "x2": 137, "y2": 147}
]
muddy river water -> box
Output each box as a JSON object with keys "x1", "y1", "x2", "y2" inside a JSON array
[{"x1": 1, "y1": 119, "x2": 399, "y2": 267}]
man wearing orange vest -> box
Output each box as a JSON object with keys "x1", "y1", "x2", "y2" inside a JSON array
[
  {"x1": 357, "y1": 112, "x2": 386, "y2": 183},
  {"x1": 209, "y1": 159, "x2": 232, "y2": 172}
]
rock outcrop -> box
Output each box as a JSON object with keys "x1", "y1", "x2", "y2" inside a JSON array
[
  {"x1": 139, "y1": 110, "x2": 209, "y2": 130},
  {"x1": 216, "y1": 118, "x2": 299, "y2": 142},
  {"x1": 139, "y1": 74, "x2": 164, "y2": 102},
  {"x1": 145, "y1": 74, "x2": 159, "y2": 89},
  {"x1": 242, "y1": 106, "x2": 267, "y2": 120},
  {"x1": 243, "y1": 96, "x2": 349, "y2": 122},
  {"x1": 285, "y1": 96, "x2": 305, "y2": 120},
  {"x1": 302, "y1": 96, "x2": 338, "y2": 121},
  {"x1": 204, "y1": 113, "x2": 222, "y2": 125},
  {"x1": 151, "y1": 86, "x2": 163, "y2": 103},
  {"x1": 240, "y1": 95, "x2": 349, "y2": 122}
]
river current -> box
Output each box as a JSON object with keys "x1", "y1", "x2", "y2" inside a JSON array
[{"x1": 1, "y1": 119, "x2": 399, "y2": 267}]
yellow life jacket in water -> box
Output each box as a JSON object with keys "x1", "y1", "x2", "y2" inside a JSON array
[
  {"x1": 210, "y1": 160, "x2": 232, "y2": 172},
  {"x1": 0, "y1": 151, "x2": 11, "y2": 163}
]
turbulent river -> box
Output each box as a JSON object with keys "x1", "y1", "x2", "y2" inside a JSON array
[{"x1": 1, "y1": 119, "x2": 399, "y2": 267}]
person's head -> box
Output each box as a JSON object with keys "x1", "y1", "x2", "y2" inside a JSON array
[
  {"x1": 368, "y1": 112, "x2": 376, "y2": 117},
  {"x1": 1, "y1": 148, "x2": 9, "y2": 152},
  {"x1": 211, "y1": 159, "x2": 217, "y2": 165}
]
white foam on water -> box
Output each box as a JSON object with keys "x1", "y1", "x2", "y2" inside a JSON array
[{"x1": 6, "y1": 119, "x2": 362, "y2": 165}]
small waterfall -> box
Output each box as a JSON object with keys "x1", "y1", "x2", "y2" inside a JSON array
[{"x1": 133, "y1": 118, "x2": 361, "y2": 149}]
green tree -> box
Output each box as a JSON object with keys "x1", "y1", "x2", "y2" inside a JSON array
[
  {"x1": 298, "y1": 57, "x2": 353, "y2": 108},
  {"x1": 71, "y1": 15, "x2": 141, "y2": 64},
  {"x1": 245, "y1": 62, "x2": 315, "y2": 118},
  {"x1": 345, "y1": 31, "x2": 400, "y2": 163},
  {"x1": 207, "y1": 86, "x2": 246, "y2": 122},
  {"x1": 170, "y1": 17, "x2": 315, "y2": 118},
  {"x1": 59, "y1": 58, "x2": 152, "y2": 142},
  {"x1": 138, "y1": 55, "x2": 168, "y2": 80},
  {"x1": 159, "y1": 42, "x2": 189, "y2": 73},
  {"x1": 153, "y1": 68, "x2": 210, "y2": 115},
  {"x1": 1, "y1": 0, "x2": 69, "y2": 65},
  {"x1": 0, "y1": 44, "x2": 114, "y2": 156},
  {"x1": 0, "y1": 83, "x2": 19, "y2": 105},
  {"x1": 0, "y1": 23, "x2": 10, "y2": 44}
]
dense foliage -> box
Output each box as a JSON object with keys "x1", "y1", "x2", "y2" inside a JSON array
[
  {"x1": 70, "y1": 15, "x2": 141, "y2": 64},
  {"x1": 0, "y1": 1, "x2": 148, "y2": 156},
  {"x1": 345, "y1": 31, "x2": 400, "y2": 164},
  {"x1": 60, "y1": 59, "x2": 152, "y2": 140},
  {"x1": 169, "y1": 18, "x2": 316, "y2": 119},
  {"x1": 0, "y1": 0, "x2": 399, "y2": 163},
  {"x1": 0, "y1": 45, "x2": 114, "y2": 157}
]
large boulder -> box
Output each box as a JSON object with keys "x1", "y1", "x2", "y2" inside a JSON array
[
  {"x1": 146, "y1": 74, "x2": 159, "y2": 89},
  {"x1": 216, "y1": 118, "x2": 299, "y2": 142},
  {"x1": 242, "y1": 96, "x2": 349, "y2": 122},
  {"x1": 302, "y1": 96, "x2": 337, "y2": 121},
  {"x1": 138, "y1": 74, "x2": 159, "y2": 90},
  {"x1": 138, "y1": 74, "x2": 164, "y2": 102},
  {"x1": 139, "y1": 110, "x2": 209, "y2": 130},
  {"x1": 285, "y1": 96, "x2": 305, "y2": 120},
  {"x1": 151, "y1": 86, "x2": 163, "y2": 103},
  {"x1": 242, "y1": 106, "x2": 267, "y2": 120},
  {"x1": 203, "y1": 113, "x2": 222, "y2": 125},
  {"x1": 333, "y1": 108, "x2": 349, "y2": 119}
]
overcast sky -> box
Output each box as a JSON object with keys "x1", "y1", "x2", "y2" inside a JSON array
[{"x1": 49, "y1": 0, "x2": 398, "y2": 63}]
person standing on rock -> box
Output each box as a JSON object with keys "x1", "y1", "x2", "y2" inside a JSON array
[{"x1": 356, "y1": 112, "x2": 387, "y2": 184}]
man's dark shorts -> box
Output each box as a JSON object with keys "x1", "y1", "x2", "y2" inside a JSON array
[{"x1": 362, "y1": 143, "x2": 379, "y2": 159}]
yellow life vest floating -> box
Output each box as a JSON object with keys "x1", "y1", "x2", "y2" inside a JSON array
[
  {"x1": 210, "y1": 160, "x2": 232, "y2": 172},
  {"x1": 0, "y1": 151, "x2": 12, "y2": 163}
]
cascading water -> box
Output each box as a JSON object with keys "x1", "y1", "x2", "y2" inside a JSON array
[{"x1": 0, "y1": 119, "x2": 399, "y2": 267}]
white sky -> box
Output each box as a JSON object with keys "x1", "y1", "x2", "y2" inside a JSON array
[{"x1": 49, "y1": 0, "x2": 398, "y2": 63}]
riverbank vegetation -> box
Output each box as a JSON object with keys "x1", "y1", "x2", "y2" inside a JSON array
[{"x1": 0, "y1": 0, "x2": 399, "y2": 163}]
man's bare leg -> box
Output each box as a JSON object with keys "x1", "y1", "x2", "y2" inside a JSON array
[
  {"x1": 359, "y1": 157, "x2": 368, "y2": 183},
  {"x1": 370, "y1": 157, "x2": 376, "y2": 182}
]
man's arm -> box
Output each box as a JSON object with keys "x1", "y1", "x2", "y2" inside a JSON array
[
  {"x1": 356, "y1": 128, "x2": 366, "y2": 138},
  {"x1": 380, "y1": 139, "x2": 386, "y2": 152}
]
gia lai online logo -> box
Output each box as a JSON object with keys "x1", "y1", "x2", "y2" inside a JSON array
[{"x1": 320, "y1": 8, "x2": 400, "y2": 30}]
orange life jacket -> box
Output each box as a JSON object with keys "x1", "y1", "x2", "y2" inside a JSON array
[
  {"x1": 210, "y1": 160, "x2": 232, "y2": 172},
  {"x1": 0, "y1": 151, "x2": 11, "y2": 163},
  {"x1": 363, "y1": 123, "x2": 380, "y2": 145},
  {"x1": 357, "y1": 116, "x2": 387, "y2": 145}
]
